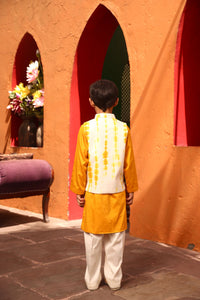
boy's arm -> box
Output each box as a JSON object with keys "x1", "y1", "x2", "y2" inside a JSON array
[
  {"x1": 126, "y1": 192, "x2": 134, "y2": 206},
  {"x1": 76, "y1": 194, "x2": 85, "y2": 207},
  {"x1": 70, "y1": 125, "x2": 88, "y2": 199},
  {"x1": 124, "y1": 129, "x2": 138, "y2": 204}
]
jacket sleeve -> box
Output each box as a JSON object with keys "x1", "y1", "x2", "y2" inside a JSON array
[
  {"x1": 124, "y1": 129, "x2": 138, "y2": 193},
  {"x1": 70, "y1": 124, "x2": 88, "y2": 195}
]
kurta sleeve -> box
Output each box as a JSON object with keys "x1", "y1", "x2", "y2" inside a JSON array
[
  {"x1": 124, "y1": 129, "x2": 138, "y2": 192},
  {"x1": 70, "y1": 124, "x2": 88, "y2": 195}
]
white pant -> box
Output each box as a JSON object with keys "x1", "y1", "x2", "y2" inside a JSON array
[{"x1": 84, "y1": 231, "x2": 125, "y2": 290}]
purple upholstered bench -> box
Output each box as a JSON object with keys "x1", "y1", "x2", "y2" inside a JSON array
[{"x1": 0, "y1": 159, "x2": 54, "y2": 222}]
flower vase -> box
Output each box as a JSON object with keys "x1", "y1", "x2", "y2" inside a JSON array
[
  {"x1": 18, "y1": 117, "x2": 37, "y2": 147},
  {"x1": 36, "y1": 119, "x2": 43, "y2": 147}
]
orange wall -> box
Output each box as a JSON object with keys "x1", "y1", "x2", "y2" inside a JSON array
[{"x1": 2, "y1": 0, "x2": 200, "y2": 252}]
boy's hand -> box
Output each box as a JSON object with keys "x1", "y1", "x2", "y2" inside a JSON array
[
  {"x1": 76, "y1": 194, "x2": 85, "y2": 207},
  {"x1": 126, "y1": 192, "x2": 134, "y2": 206}
]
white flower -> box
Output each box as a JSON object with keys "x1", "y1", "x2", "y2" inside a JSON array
[{"x1": 26, "y1": 61, "x2": 39, "y2": 83}]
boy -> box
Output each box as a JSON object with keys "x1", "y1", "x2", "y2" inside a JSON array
[{"x1": 70, "y1": 79, "x2": 138, "y2": 291}]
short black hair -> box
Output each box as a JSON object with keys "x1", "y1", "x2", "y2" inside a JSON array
[{"x1": 89, "y1": 79, "x2": 118, "y2": 112}]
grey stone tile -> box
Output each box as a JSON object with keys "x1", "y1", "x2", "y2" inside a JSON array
[
  {"x1": 0, "y1": 234, "x2": 33, "y2": 250},
  {"x1": 116, "y1": 272, "x2": 200, "y2": 300},
  {"x1": 123, "y1": 241, "x2": 200, "y2": 278},
  {"x1": 123, "y1": 245, "x2": 168, "y2": 276},
  {"x1": 5, "y1": 237, "x2": 85, "y2": 264},
  {"x1": 121, "y1": 273, "x2": 154, "y2": 290},
  {"x1": 11, "y1": 258, "x2": 86, "y2": 299},
  {"x1": 67, "y1": 232, "x2": 85, "y2": 244},
  {"x1": 0, "y1": 276, "x2": 49, "y2": 300},
  {"x1": 10, "y1": 228, "x2": 82, "y2": 243},
  {"x1": 0, "y1": 251, "x2": 36, "y2": 275},
  {"x1": 179, "y1": 298, "x2": 200, "y2": 300},
  {"x1": 70, "y1": 287, "x2": 125, "y2": 299}
]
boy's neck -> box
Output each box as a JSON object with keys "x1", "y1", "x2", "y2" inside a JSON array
[
  {"x1": 95, "y1": 106, "x2": 113, "y2": 114},
  {"x1": 89, "y1": 98, "x2": 118, "y2": 114}
]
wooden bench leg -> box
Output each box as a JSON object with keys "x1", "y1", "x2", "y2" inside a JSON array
[{"x1": 42, "y1": 188, "x2": 50, "y2": 222}]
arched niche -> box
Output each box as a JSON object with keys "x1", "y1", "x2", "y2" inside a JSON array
[
  {"x1": 102, "y1": 25, "x2": 130, "y2": 126},
  {"x1": 69, "y1": 4, "x2": 130, "y2": 219},
  {"x1": 10, "y1": 33, "x2": 41, "y2": 146},
  {"x1": 174, "y1": 0, "x2": 200, "y2": 146}
]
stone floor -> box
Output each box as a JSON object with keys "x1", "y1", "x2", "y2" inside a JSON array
[{"x1": 1, "y1": 205, "x2": 200, "y2": 300}]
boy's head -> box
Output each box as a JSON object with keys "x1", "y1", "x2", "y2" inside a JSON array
[{"x1": 89, "y1": 79, "x2": 119, "y2": 112}]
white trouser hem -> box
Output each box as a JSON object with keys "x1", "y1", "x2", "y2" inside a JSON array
[
  {"x1": 85, "y1": 277, "x2": 102, "y2": 290},
  {"x1": 105, "y1": 278, "x2": 121, "y2": 289}
]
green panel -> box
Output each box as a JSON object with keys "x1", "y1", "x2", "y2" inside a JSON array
[{"x1": 101, "y1": 25, "x2": 130, "y2": 126}]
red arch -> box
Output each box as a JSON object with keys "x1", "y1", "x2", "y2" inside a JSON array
[
  {"x1": 69, "y1": 5, "x2": 119, "y2": 219},
  {"x1": 174, "y1": 0, "x2": 200, "y2": 146},
  {"x1": 11, "y1": 33, "x2": 38, "y2": 146}
]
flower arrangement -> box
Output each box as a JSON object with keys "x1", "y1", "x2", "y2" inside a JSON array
[{"x1": 7, "y1": 50, "x2": 44, "y2": 119}]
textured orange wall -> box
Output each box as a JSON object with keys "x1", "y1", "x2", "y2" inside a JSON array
[
  {"x1": 127, "y1": 0, "x2": 200, "y2": 250},
  {"x1": 2, "y1": 0, "x2": 200, "y2": 252}
]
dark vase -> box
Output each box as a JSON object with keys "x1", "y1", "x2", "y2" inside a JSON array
[
  {"x1": 18, "y1": 118, "x2": 37, "y2": 147},
  {"x1": 36, "y1": 120, "x2": 43, "y2": 147}
]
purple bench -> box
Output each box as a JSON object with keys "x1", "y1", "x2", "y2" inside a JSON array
[{"x1": 0, "y1": 159, "x2": 54, "y2": 222}]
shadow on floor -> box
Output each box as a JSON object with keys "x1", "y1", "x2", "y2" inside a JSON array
[{"x1": 0, "y1": 208, "x2": 41, "y2": 227}]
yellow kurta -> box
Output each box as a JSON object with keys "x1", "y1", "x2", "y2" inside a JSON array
[
  {"x1": 82, "y1": 191, "x2": 127, "y2": 234},
  {"x1": 70, "y1": 114, "x2": 138, "y2": 234}
]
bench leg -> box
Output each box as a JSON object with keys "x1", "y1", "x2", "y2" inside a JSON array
[{"x1": 42, "y1": 189, "x2": 50, "y2": 222}]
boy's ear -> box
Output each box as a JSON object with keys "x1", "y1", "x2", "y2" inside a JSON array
[
  {"x1": 114, "y1": 98, "x2": 119, "y2": 107},
  {"x1": 89, "y1": 98, "x2": 95, "y2": 108}
]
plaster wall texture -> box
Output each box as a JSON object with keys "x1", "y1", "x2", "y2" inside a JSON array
[{"x1": 1, "y1": 0, "x2": 199, "y2": 251}]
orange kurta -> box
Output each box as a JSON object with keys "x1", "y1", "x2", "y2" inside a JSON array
[{"x1": 70, "y1": 114, "x2": 138, "y2": 234}]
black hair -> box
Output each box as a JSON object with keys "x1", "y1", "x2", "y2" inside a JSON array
[{"x1": 89, "y1": 79, "x2": 118, "y2": 112}]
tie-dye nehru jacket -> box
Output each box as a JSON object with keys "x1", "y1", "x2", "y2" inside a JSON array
[{"x1": 85, "y1": 113, "x2": 128, "y2": 193}]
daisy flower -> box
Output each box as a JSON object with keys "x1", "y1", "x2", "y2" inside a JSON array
[{"x1": 26, "y1": 60, "x2": 39, "y2": 83}]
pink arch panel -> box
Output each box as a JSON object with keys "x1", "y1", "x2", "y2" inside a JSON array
[{"x1": 174, "y1": 0, "x2": 200, "y2": 146}]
